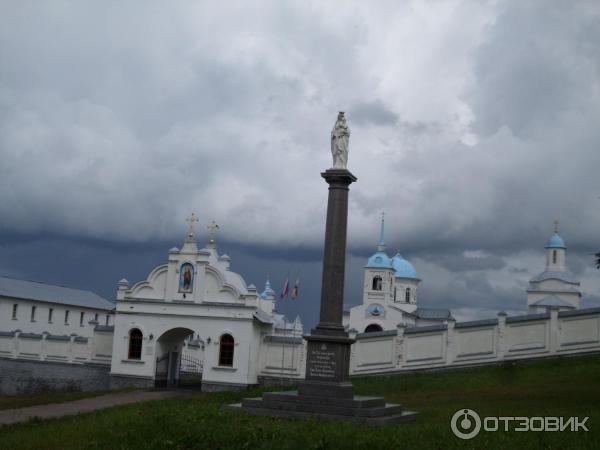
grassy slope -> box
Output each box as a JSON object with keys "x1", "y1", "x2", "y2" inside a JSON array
[{"x1": 0, "y1": 354, "x2": 599, "y2": 450}]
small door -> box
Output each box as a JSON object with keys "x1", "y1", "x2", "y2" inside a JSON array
[
  {"x1": 155, "y1": 353, "x2": 169, "y2": 388},
  {"x1": 167, "y1": 351, "x2": 180, "y2": 387}
]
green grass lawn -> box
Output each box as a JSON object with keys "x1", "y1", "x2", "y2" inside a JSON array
[
  {"x1": 0, "y1": 388, "x2": 137, "y2": 411},
  {"x1": 1, "y1": 354, "x2": 599, "y2": 450}
]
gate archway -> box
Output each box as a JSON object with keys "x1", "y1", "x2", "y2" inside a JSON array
[{"x1": 154, "y1": 327, "x2": 202, "y2": 388}]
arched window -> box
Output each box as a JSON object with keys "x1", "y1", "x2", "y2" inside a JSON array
[
  {"x1": 372, "y1": 276, "x2": 383, "y2": 291},
  {"x1": 365, "y1": 324, "x2": 383, "y2": 333},
  {"x1": 128, "y1": 328, "x2": 143, "y2": 360},
  {"x1": 218, "y1": 333, "x2": 234, "y2": 366},
  {"x1": 552, "y1": 250, "x2": 557, "y2": 264},
  {"x1": 405, "y1": 287, "x2": 411, "y2": 302}
]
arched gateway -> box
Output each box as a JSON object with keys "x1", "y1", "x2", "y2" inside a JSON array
[
  {"x1": 154, "y1": 327, "x2": 197, "y2": 387},
  {"x1": 108, "y1": 220, "x2": 288, "y2": 391}
]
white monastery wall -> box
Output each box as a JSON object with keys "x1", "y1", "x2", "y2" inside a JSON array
[
  {"x1": 348, "y1": 307, "x2": 600, "y2": 375},
  {"x1": 3, "y1": 307, "x2": 599, "y2": 383},
  {"x1": 0, "y1": 327, "x2": 113, "y2": 366},
  {"x1": 257, "y1": 336, "x2": 306, "y2": 380}
]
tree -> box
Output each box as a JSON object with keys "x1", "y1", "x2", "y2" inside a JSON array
[{"x1": 596, "y1": 252, "x2": 600, "y2": 269}]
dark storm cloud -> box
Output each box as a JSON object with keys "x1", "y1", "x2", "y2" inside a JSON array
[
  {"x1": 458, "y1": 272, "x2": 494, "y2": 294},
  {"x1": 0, "y1": 232, "x2": 328, "y2": 327},
  {"x1": 418, "y1": 270, "x2": 526, "y2": 319},
  {"x1": 419, "y1": 251, "x2": 507, "y2": 272}
]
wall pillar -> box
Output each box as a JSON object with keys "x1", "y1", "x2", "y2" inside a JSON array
[
  {"x1": 396, "y1": 323, "x2": 406, "y2": 369},
  {"x1": 549, "y1": 307, "x2": 559, "y2": 354},
  {"x1": 446, "y1": 317, "x2": 456, "y2": 365},
  {"x1": 40, "y1": 332, "x2": 48, "y2": 361},
  {"x1": 12, "y1": 331, "x2": 19, "y2": 358},
  {"x1": 497, "y1": 311, "x2": 507, "y2": 360}
]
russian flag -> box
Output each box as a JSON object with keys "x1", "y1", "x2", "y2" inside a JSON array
[
  {"x1": 291, "y1": 276, "x2": 300, "y2": 299},
  {"x1": 280, "y1": 276, "x2": 290, "y2": 299}
]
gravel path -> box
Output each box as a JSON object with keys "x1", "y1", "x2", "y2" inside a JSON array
[{"x1": 0, "y1": 390, "x2": 183, "y2": 426}]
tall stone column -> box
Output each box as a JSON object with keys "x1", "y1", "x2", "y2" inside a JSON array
[
  {"x1": 298, "y1": 169, "x2": 357, "y2": 399},
  {"x1": 316, "y1": 169, "x2": 357, "y2": 334}
]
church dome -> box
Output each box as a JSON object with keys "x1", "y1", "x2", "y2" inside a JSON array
[
  {"x1": 391, "y1": 253, "x2": 419, "y2": 279},
  {"x1": 545, "y1": 233, "x2": 566, "y2": 249},
  {"x1": 260, "y1": 279, "x2": 276, "y2": 299},
  {"x1": 366, "y1": 251, "x2": 392, "y2": 269}
]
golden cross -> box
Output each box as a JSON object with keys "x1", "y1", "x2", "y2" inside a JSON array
[
  {"x1": 207, "y1": 220, "x2": 220, "y2": 244},
  {"x1": 186, "y1": 213, "x2": 199, "y2": 239}
]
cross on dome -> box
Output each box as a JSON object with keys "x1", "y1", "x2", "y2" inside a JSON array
[
  {"x1": 207, "y1": 220, "x2": 220, "y2": 247},
  {"x1": 546, "y1": 219, "x2": 566, "y2": 249},
  {"x1": 377, "y1": 211, "x2": 386, "y2": 252},
  {"x1": 185, "y1": 212, "x2": 199, "y2": 242}
]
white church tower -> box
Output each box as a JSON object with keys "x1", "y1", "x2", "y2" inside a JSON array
[
  {"x1": 527, "y1": 221, "x2": 581, "y2": 313},
  {"x1": 346, "y1": 214, "x2": 449, "y2": 334},
  {"x1": 362, "y1": 213, "x2": 396, "y2": 307}
]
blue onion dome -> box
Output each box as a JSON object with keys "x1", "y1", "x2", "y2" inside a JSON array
[
  {"x1": 260, "y1": 279, "x2": 276, "y2": 299},
  {"x1": 366, "y1": 251, "x2": 393, "y2": 269},
  {"x1": 391, "y1": 253, "x2": 419, "y2": 279},
  {"x1": 545, "y1": 233, "x2": 566, "y2": 249}
]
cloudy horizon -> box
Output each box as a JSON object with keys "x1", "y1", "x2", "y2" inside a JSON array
[{"x1": 1, "y1": 1, "x2": 599, "y2": 327}]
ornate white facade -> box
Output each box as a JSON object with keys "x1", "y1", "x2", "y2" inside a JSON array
[{"x1": 110, "y1": 225, "x2": 303, "y2": 390}]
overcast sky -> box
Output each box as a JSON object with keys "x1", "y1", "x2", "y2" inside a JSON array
[{"x1": 1, "y1": 1, "x2": 599, "y2": 326}]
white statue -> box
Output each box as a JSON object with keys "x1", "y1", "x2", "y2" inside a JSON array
[{"x1": 331, "y1": 111, "x2": 350, "y2": 169}]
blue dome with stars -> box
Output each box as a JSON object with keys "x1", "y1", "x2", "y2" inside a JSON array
[
  {"x1": 391, "y1": 253, "x2": 419, "y2": 279},
  {"x1": 545, "y1": 233, "x2": 566, "y2": 249}
]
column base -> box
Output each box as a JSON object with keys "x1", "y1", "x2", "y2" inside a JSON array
[
  {"x1": 228, "y1": 391, "x2": 417, "y2": 426},
  {"x1": 232, "y1": 331, "x2": 419, "y2": 425}
]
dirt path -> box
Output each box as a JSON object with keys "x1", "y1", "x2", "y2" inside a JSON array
[{"x1": 0, "y1": 390, "x2": 183, "y2": 426}]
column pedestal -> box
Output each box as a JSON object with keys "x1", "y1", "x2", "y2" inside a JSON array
[{"x1": 298, "y1": 333, "x2": 355, "y2": 399}]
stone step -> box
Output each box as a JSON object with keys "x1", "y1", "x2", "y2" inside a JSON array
[
  {"x1": 226, "y1": 403, "x2": 418, "y2": 426},
  {"x1": 294, "y1": 401, "x2": 405, "y2": 418},
  {"x1": 262, "y1": 391, "x2": 386, "y2": 409},
  {"x1": 353, "y1": 403, "x2": 405, "y2": 418},
  {"x1": 241, "y1": 397, "x2": 404, "y2": 418},
  {"x1": 299, "y1": 395, "x2": 387, "y2": 409},
  {"x1": 261, "y1": 391, "x2": 298, "y2": 403},
  {"x1": 240, "y1": 397, "x2": 269, "y2": 409}
]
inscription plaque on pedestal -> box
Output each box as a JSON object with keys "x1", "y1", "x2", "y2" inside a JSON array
[
  {"x1": 307, "y1": 345, "x2": 336, "y2": 379},
  {"x1": 304, "y1": 337, "x2": 353, "y2": 384}
]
